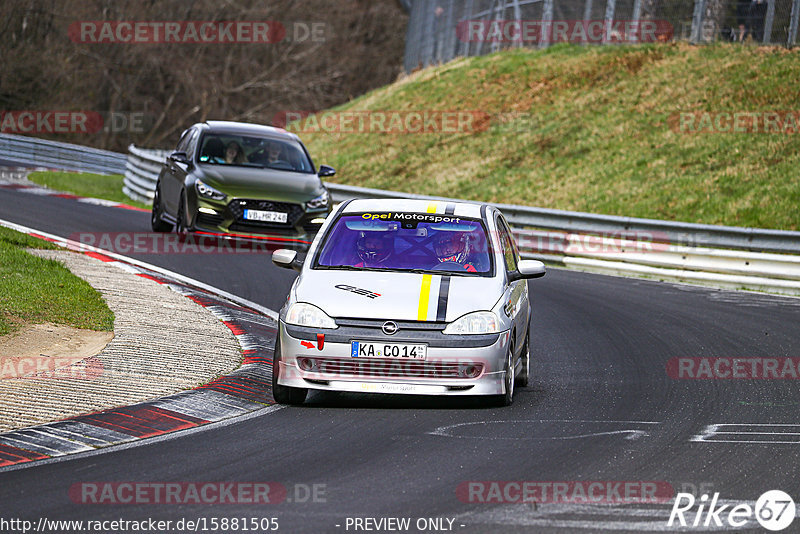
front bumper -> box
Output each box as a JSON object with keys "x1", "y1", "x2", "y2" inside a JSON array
[
  {"x1": 275, "y1": 322, "x2": 511, "y2": 396},
  {"x1": 191, "y1": 195, "x2": 328, "y2": 239}
]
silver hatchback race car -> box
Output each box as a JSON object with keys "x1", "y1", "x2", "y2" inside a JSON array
[{"x1": 270, "y1": 198, "x2": 546, "y2": 406}]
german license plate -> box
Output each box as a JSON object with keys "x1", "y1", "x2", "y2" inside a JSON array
[
  {"x1": 243, "y1": 209, "x2": 287, "y2": 223},
  {"x1": 350, "y1": 341, "x2": 427, "y2": 360}
]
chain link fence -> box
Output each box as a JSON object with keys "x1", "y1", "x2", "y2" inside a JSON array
[{"x1": 404, "y1": 0, "x2": 800, "y2": 70}]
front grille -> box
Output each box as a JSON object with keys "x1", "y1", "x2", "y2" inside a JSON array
[
  {"x1": 335, "y1": 318, "x2": 447, "y2": 332},
  {"x1": 297, "y1": 357, "x2": 483, "y2": 380},
  {"x1": 227, "y1": 198, "x2": 304, "y2": 228}
]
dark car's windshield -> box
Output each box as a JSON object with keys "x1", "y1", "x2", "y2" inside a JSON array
[
  {"x1": 197, "y1": 133, "x2": 314, "y2": 173},
  {"x1": 315, "y1": 212, "x2": 493, "y2": 275}
]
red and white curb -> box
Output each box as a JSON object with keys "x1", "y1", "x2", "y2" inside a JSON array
[{"x1": 0, "y1": 219, "x2": 282, "y2": 471}]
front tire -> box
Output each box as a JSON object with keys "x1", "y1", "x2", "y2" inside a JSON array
[
  {"x1": 150, "y1": 185, "x2": 171, "y2": 232},
  {"x1": 494, "y1": 342, "x2": 515, "y2": 407},
  {"x1": 175, "y1": 193, "x2": 190, "y2": 241},
  {"x1": 515, "y1": 329, "x2": 530, "y2": 388},
  {"x1": 271, "y1": 334, "x2": 307, "y2": 405}
]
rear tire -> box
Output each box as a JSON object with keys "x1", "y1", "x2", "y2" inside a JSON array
[
  {"x1": 515, "y1": 329, "x2": 530, "y2": 388},
  {"x1": 271, "y1": 334, "x2": 307, "y2": 405},
  {"x1": 150, "y1": 185, "x2": 171, "y2": 232}
]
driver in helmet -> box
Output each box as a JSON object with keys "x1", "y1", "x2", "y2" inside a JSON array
[
  {"x1": 433, "y1": 231, "x2": 477, "y2": 272},
  {"x1": 355, "y1": 231, "x2": 394, "y2": 268}
]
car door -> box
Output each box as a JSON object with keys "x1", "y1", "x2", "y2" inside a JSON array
[
  {"x1": 496, "y1": 214, "x2": 529, "y2": 353},
  {"x1": 161, "y1": 127, "x2": 195, "y2": 214}
]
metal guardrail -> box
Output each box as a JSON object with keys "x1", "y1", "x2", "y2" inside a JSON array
[
  {"x1": 0, "y1": 133, "x2": 127, "y2": 175},
  {"x1": 3, "y1": 137, "x2": 798, "y2": 295},
  {"x1": 124, "y1": 144, "x2": 170, "y2": 203},
  {"x1": 122, "y1": 145, "x2": 800, "y2": 295},
  {"x1": 324, "y1": 182, "x2": 800, "y2": 254}
]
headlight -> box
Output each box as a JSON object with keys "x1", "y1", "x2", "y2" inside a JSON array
[
  {"x1": 196, "y1": 180, "x2": 226, "y2": 201},
  {"x1": 443, "y1": 311, "x2": 499, "y2": 335},
  {"x1": 306, "y1": 190, "x2": 329, "y2": 210},
  {"x1": 285, "y1": 302, "x2": 337, "y2": 329}
]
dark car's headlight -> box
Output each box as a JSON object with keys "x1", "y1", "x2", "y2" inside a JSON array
[
  {"x1": 306, "y1": 190, "x2": 329, "y2": 210},
  {"x1": 196, "y1": 180, "x2": 227, "y2": 201}
]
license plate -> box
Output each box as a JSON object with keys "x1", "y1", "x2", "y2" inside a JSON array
[
  {"x1": 243, "y1": 209, "x2": 287, "y2": 223},
  {"x1": 350, "y1": 341, "x2": 427, "y2": 360}
]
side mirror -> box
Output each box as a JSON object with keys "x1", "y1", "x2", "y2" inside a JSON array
[
  {"x1": 169, "y1": 151, "x2": 190, "y2": 164},
  {"x1": 318, "y1": 164, "x2": 336, "y2": 177},
  {"x1": 272, "y1": 249, "x2": 304, "y2": 272},
  {"x1": 510, "y1": 259, "x2": 546, "y2": 281}
]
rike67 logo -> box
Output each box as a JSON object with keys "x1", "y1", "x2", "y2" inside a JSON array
[{"x1": 668, "y1": 490, "x2": 796, "y2": 531}]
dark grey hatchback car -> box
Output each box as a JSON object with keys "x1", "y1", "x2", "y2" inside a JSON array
[{"x1": 151, "y1": 120, "x2": 335, "y2": 240}]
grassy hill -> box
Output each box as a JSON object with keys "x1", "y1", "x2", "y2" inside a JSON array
[{"x1": 300, "y1": 42, "x2": 800, "y2": 230}]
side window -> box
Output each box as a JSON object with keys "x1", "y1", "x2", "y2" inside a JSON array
[
  {"x1": 496, "y1": 216, "x2": 517, "y2": 272},
  {"x1": 175, "y1": 129, "x2": 192, "y2": 153},
  {"x1": 184, "y1": 129, "x2": 200, "y2": 159}
]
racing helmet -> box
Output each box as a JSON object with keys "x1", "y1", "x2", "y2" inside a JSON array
[
  {"x1": 434, "y1": 231, "x2": 468, "y2": 263},
  {"x1": 357, "y1": 231, "x2": 393, "y2": 264}
]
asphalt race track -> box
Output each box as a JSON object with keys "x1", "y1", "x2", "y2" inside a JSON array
[{"x1": 1, "y1": 185, "x2": 799, "y2": 533}]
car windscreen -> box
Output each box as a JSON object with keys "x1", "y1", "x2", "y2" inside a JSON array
[
  {"x1": 314, "y1": 212, "x2": 493, "y2": 275},
  {"x1": 197, "y1": 133, "x2": 314, "y2": 173}
]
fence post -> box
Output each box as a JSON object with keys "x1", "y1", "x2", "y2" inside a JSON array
[
  {"x1": 460, "y1": 0, "x2": 475, "y2": 57},
  {"x1": 421, "y1": 0, "x2": 436, "y2": 66},
  {"x1": 631, "y1": 0, "x2": 643, "y2": 42},
  {"x1": 490, "y1": 0, "x2": 506, "y2": 54},
  {"x1": 512, "y1": 0, "x2": 522, "y2": 47},
  {"x1": 763, "y1": 0, "x2": 775, "y2": 43},
  {"x1": 540, "y1": 0, "x2": 554, "y2": 48},
  {"x1": 602, "y1": 0, "x2": 617, "y2": 43},
  {"x1": 690, "y1": 0, "x2": 707, "y2": 43},
  {"x1": 790, "y1": 0, "x2": 800, "y2": 46}
]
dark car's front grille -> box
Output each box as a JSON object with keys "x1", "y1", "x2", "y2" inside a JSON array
[{"x1": 227, "y1": 198, "x2": 304, "y2": 228}]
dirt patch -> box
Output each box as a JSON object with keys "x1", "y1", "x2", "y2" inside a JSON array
[{"x1": 0, "y1": 322, "x2": 112, "y2": 360}]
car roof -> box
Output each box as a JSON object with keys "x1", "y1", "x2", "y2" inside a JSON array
[
  {"x1": 341, "y1": 198, "x2": 489, "y2": 220},
  {"x1": 198, "y1": 120, "x2": 300, "y2": 141}
]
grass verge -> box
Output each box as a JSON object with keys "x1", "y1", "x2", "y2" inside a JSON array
[
  {"x1": 27, "y1": 170, "x2": 150, "y2": 210},
  {"x1": 0, "y1": 226, "x2": 115, "y2": 336},
  {"x1": 300, "y1": 42, "x2": 800, "y2": 230}
]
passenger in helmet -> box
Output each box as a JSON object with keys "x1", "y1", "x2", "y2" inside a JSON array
[
  {"x1": 433, "y1": 231, "x2": 477, "y2": 272},
  {"x1": 355, "y1": 231, "x2": 394, "y2": 268}
]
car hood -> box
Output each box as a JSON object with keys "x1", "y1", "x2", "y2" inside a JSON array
[
  {"x1": 196, "y1": 165, "x2": 323, "y2": 202},
  {"x1": 294, "y1": 269, "x2": 503, "y2": 323}
]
